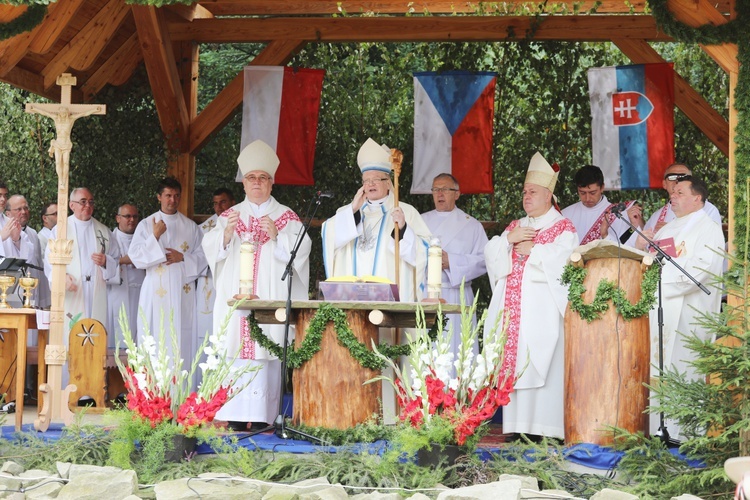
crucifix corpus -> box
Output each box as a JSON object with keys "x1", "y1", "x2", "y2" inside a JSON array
[{"x1": 25, "y1": 73, "x2": 106, "y2": 431}]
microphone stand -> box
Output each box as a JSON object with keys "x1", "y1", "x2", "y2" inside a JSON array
[
  {"x1": 246, "y1": 192, "x2": 323, "y2": 443},
  {"x1": 613, "y1": 209, "x2": 710, "y2": 447}
]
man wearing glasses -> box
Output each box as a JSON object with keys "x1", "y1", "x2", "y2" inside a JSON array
[
  {"x1": 107, "y1": 204, "x2": 145, "y2": 348},
  {"x1": 44, "y1": 187, "x2": 121, "y2": 384},
  {"x1": 38, "y1": 203, "x2": 57, "y2": 256},
  {"x1": 643, "y1": 163, "x2": 722, "y2": 232},
  {"x1": 421, "y1": 173, "x2": 488, "y2": 361},
  {"x1": 5, "y1": 195, "x2": 48, "y2": 308},
  {"x1": 203, "y1": 140, "x2": 311, "y2": 431}
]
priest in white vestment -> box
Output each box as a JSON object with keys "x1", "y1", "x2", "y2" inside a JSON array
[
  {"x1": 203, "y1": 140, "x2": 311, "y2": 430},
  {"x1": 484, "y1": 153, "x2": 578, "y2": 440},
  {"x1": 107, "y1": 204, "x2": 145, "y2": 348},
  {"x1": 643, "y1": 163, "x2": 722, "y2": 233},
  {"x1": 44, "y1": 188, "x2": 121, "y2": 386},
  {"x1": 196, "y1": 188, "x2": 235, "y2": 355},
  {"x1": 321, "y1": 137, "x2": 431, "y2": 423},
  {"x1": 421, "y1": 173, "x2": 487, "y2": 358},
  {"x1": 635, "y1": 176, "x2": 724, "y2": 439},
  {"x1": 129, "y1": 177, "x2": 207, "y2": 380},
  {"x1": 561, "y1": 165, "x2": 643, "y2": 246},
  {"x1": 37, "y1": 202, "x2": 57, "y2": 258}
]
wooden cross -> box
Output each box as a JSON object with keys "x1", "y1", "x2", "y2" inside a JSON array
[{"x1": 24, "y1": 73, "x2": 106, "y2": 432}]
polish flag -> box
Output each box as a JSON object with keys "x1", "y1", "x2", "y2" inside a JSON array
[
  {"x1": 410, "y1": 71, "x2": 496, "y2": 194},
  {"x1": 239, "y1": 66, "x2": 325, "y2": 185},
  {"x1": 588, "y1": 63, "x2": 674, "y2": 190}
]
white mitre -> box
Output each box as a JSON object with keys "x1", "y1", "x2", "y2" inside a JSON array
[
  {"x1": 357, "y1": 138, "x2": 392, "y2": 174},
  {"x1": 525, "y1": 151, "x2": 559, "y2": 192},
  {"x1": 237, "y1": 140, "x2": 280, "y2": 178}
]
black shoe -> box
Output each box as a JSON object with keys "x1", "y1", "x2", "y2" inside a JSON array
[
  {"x1": 78, "y1": 396, "x2": 96, "y2": 408},
  {"x1": 250, "y1": 422, "x2": 270, "y2": 432},
  {"x1": 226, "y1": 421, "x2": 249, "y2": 431}
]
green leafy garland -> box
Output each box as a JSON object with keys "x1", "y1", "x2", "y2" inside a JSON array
[
  {"x1": 246, "y1": 302, "x2": 443, "y2": 370},
  {"x1": 561, "y1": 263, "x2": 660, "y2": 323},
  {"x1": 0, "y1": 3, "x2": 47, "y2": 42}
]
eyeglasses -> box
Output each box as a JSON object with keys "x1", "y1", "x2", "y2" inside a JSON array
[
  {"x1": 43, "y1": 211, "x2": 57, "y2": 217},
  {"x1": 71, "y1": 199, "x2": 95, "y2": 207},
  {"x1": 431, "y1": 187, "x2": 459, "y2": 193},
  {"x1": 664, "y1": 173, "x2": 691, "y2": 182},
  {"x1": 244, "y1": 175, "x2": 271, "y2": 183},
  {"x1": 117, "y1": 214, "x2": 138, "y2": 219},
  {"x1": 362, "y1": 178, "x2": 390, "y2": 186}
]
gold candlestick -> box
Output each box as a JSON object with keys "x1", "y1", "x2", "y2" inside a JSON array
[
  {"x1": 19, "y1": 277, "x2": 38, "y2": 308},
  {"x1": 0, "y1": 275, "x2": 16, "y2": 308}
]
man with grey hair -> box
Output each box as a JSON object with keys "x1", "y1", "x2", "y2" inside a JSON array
[{"x1": 44, "y1": 187, "x2": 120, "y2": 380}]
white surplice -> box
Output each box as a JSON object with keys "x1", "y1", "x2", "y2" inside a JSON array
[
  {"x1": 203, "y1": 197, "x2": 310, "y2": 424},
  {"x1": 129, "y1": 211, "x2": 207, "y2": 377},
  {"x1": 107, "y1": 228, "x2": 145, "y2": 348},
  {"x1": 44, "y1": 217, "x2": 120, "y2": 385},
  {"x1": 484, "y1": 207, "x2": 578, "y2": 439},
  {"x1": 5, "y1": 226, "x2": 48, "y2": 346},
  {"x1": 648, "y1": 209, "x2": 724, "y2": 438},
  {"x1": 38, "y1": 226, "x2": 53, "y2": 257},
  {"x1": 196, "y1": 214, "x2": 218, "y2": 349},
  {"x1": 421, "y1": 208, "x2": 488, "y2": 357},
  {"x1": 561, "y1": 195, "x2": 636, "y2": 246}
]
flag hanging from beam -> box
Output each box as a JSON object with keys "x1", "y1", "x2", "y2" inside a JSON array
[
  {"x1": 411, "y1": 71, "x2": 496, "y2": 194},
  {"x1": 239, "y1": 66, "x2": 325, "y2": 185},
  {"x1": 588, "y1": 63, "x2": 675, "y2": 190}
]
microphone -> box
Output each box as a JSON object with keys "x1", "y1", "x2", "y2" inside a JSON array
[
  {"x1": 316, "y1": 191, "x2": 334, "y2": 199},
  {"x1": 611, "y1": 202, "x2": 628, "y2": 215}
]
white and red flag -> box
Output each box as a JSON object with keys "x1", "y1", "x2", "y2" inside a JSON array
[{"x1": 239, "y1": 66, "x2": 325, "y2": 185}]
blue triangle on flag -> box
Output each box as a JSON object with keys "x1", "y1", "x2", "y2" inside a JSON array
[{"x1": 415, "y1": 71, "x2": 496, "y2": 135}]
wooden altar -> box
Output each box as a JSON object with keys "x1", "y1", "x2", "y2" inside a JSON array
[{"x1": 235, "y1": 300, "x2": 460, "y2": 429}]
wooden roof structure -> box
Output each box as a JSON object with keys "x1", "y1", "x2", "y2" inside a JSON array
[{"x1": 0, "y1": 0, "x2": 739, "y2": 238}]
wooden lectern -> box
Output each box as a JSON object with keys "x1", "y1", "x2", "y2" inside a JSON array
[
  {"x1": 236, "y1": 300, "x2": 459, "y2": 430},
  {"x1": 563, "y1": 240, "x2": 654, "y2": 446}
]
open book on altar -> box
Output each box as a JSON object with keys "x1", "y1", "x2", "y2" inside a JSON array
[{"x1": 319, "y1": 276, "x2": 400, "y2": 302}]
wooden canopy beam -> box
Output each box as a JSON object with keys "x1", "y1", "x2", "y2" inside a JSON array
[
  {"x1": 41, "y1": 0, "x2": 131, "y2": 89},
  {"x1": 172, "y1": 40, "x2": 199, "y2": 216},
  {"x1": 196, "y1": 0, "x2": 733, "y2": 15},
  {"x1": 667, "y1": 0, "x2": 738, "y2": 73},
  {"x1": 28, "y1": 0, "x2": 87, "y2": 56},
  {"x1": 613, "y1": 38, "x2": 729, "y2": 156},
  {"x1": 0, "y1": 66, "x2": 67, "y2": 102},
  {"x1": 169, "y1": 15, "x2": 674, "y2": 43},
  {"x1": 188, "y1": 38, "x2": 307, "y2": 155},
  {"x1": 133, "y1": 4, "x2": 190, "y2": 153},
  {"x1": 80, "y1": 33, "x2": 142, "y2": 101}
]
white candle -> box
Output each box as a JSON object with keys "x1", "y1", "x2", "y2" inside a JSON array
[
  {"x1": 427, "y1": 239, "x2": 442, "y2": 299},
  {"x1": 239, "y1": 240, "x2": 254, "y2": 295}
]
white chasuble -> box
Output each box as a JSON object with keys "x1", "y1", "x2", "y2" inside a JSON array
[
  {"x1": 203, "y1": 197, "x2": 310, "y2": 424},
  {"x1": 107, "y1": 229, "x2": 145, "y2": 348},
  {"x1": 421, "y1": 208, "x2": 488, "y2": 357},
  {"x1": 648, "y1": 209, "x2": 724, "y2": 438},
  {"x1": 484, "y1": 207, "x2": 578, "y2": 438},
  {"x1": 130, "y1": 211, "x2": 207, "y2": 373},
  {"x1": 561, "y1": 195, "x2": 635, "y2": 246}
]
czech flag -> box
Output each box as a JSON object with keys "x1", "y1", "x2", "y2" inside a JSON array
[
  {"x1": 588, "y1": 63, "x2": 674, "y2": 190},
  {"x1": 239, "y1": 66, "x2": 325, "y2": 185},
  {"x1": 411, "y1": 71, "x2": 496, "y2": 194}
]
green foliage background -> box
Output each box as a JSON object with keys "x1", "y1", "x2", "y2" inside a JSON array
[{"x1": 0, "y1": 40, "x2": 728, "y2": 302}]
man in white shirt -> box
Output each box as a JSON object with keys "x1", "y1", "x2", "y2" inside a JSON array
[
  {"x1": 636, "y1": 176, "x2": 724, "y2": 439},
  {"x1": 562, "y1": 165, "x2": 643, "y2": 246},
  {"x1": 37, "y1": 202, "x2": 57, "y2": 257},
  {"x1": 107, "y1": 204, "x2": 145, "y2": 347},
  {"x1": 643, "y1": 163, "x2": 722, "y2": 232},
  {"x1": 129, "y1": 177, "x2": 207, "y2": 376},
  {"x1": 44, "y1": 187, "x2": 121, "y2": 384},
  {"x1": 421, "y1": 173, "x2": 487, "y2": 358}
]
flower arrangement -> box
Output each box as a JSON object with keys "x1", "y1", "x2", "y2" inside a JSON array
[
  {"x1": 372, "y1": 290, "x2": 515, "y2": 451},
  {"x1": 114, "y1": 301, "x2": 260, "y2": 436}
]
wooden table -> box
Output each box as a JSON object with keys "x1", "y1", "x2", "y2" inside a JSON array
[
  {"x1": 0, "y1": 309, "x2": 48, "y2": 431},
  {"x1": 235, "y1": 300, "x2": 460, "y2": 429}
]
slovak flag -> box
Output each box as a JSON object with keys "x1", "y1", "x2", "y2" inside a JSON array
[
  {"x1": 411, "y1": 71, "x2": 496, "y2": 194},
  {"x1": 239, "y1": 66, "x2": 325, "y2": 185},
  {"x1": 588, "y1": 63, "x2": 674, "y2": 190}
]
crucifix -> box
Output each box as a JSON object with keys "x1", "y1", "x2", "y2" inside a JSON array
[{"x1": 25, "y1": 73, "x2": 106, "y2": 431}]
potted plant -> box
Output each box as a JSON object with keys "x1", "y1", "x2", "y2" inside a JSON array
[
  {"x1": 372, "y1": 291, "x2": 515, "y2": 465},
  {"x1": 109, "y1": 302, "x2": 260, "y2": 465}
]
